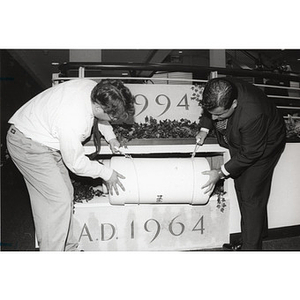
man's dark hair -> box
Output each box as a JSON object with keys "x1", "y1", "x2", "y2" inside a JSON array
[
  {"x1": 91, "y1": 79, "x2": 135, "y2": 120},
  {"x1": 202, "y1": 78, "x2": 237, "y2": 110}
]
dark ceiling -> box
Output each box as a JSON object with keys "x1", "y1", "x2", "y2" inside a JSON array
[{"x1": 5, "y1": 49, "x2": 300, "y2": 89}]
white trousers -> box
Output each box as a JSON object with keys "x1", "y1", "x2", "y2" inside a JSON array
[{"x1": 6, "y1": 125, "x2": 79, "y2": 251}]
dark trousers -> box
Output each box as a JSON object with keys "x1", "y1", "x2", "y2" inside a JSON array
[{"x1": 234, "y1": 146, "x2": 285, "y2": 250}]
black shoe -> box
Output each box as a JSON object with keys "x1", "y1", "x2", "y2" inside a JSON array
[{"x1": 222, "y1": 241, "x2": 242, "y2": 251}]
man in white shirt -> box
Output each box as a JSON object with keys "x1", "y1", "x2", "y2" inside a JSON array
[{"x1": 6, "y1": 79, "x2": 135, "y2": 251}]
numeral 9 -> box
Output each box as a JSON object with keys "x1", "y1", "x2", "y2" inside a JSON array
[
  {"x1": 144, "y1": 219, "x2": 161, "y2": 243},
  {"x1": 134, "y1": 94, "x2": 149, "y2": 117},
  {"x1": 155, "y1": 94, "x2": 171, "y2": 117}
]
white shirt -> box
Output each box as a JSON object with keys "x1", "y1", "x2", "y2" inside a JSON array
[{"x1": 9, "y1": 79, "x2": 115, "y2": 181}]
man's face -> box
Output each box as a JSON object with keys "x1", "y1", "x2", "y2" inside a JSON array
[
  {"x1": 208, "y1": 99, "x2": 237, "y2": 121},
  {"x1": 93, "y1": 103, "x2": 128, "y2": 122},
  {"x1": 93, "y1": 104, "x2": 112, "y2": 121}
]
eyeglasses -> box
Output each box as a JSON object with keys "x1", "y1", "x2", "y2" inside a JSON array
[
  {"x1": 101, "y1": 104, "x2": 129, "y2": 122},
  {"x1": 107, "y1": 111, "x2": 129, "y2": 122},
  {"x1": 210, "y1": 108, "x2": 230, "y2": 117},
  {"x1": 208, "y1": 99, "x2": 237, "y2": 119},
  {"x1": 107, "y1": 114, "x2": 118, "y2": 121}
]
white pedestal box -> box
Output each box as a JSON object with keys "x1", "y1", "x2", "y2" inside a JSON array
[
  {"x1": 72, "y1": 195, "x2": 230, "y2": 251},
  {"x1": 74, "y1": 139, "x2": 231, "y2": 251}
]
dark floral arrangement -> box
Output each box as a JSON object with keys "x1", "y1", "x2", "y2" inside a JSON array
[
  {"x1": 112, "y1": 116, "x2": 202, "y2": 147},
  {"x1": 72, "y1": 179, "x2": 103, "y2": 204},
  {"x1": 70, "y1": 174, "x2": 104, "y2": 204},
  {"x1": 285, "y1": 114, "x2": 300, "y2": 140}
]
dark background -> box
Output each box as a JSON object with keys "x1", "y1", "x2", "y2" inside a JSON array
[{"x1": 1, "y1": 50, "x2": 43, "y2": 250}]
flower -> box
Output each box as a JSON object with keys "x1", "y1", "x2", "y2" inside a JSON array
[
  {"x1": 216, "y1": 191, "x2": 227, "y2": 213},
  {"x1": 285, "y1": 114, "x2": 300, "y2": 138},
  {"x1": 190, "y1": 84, "x2": 205, "y2": 106}
]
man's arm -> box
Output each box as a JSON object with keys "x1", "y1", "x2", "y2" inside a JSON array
[
  {"x1": 98, "y1": 121, "x2": 116, "y2": 142},
  {"x1": 58, "y1": 125, "x2": 113, "y2": 181}
]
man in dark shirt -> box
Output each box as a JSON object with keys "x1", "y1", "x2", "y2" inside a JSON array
[{"x1": 197, "y1": 77, "x2": 286, "y2": 250}]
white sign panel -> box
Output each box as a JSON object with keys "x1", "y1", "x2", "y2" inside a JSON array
[
  {"x1": 73, "y1": 197, "x2": 229, "y2": 251},
  {"x1": 126, "y1": 84, "x2": 204, "y2": 123}
]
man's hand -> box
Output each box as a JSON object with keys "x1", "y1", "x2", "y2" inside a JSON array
[
  {"x1": 196, "y1": 131, "x2": 208, "y2": 146},
  {"x1": 105, "y1": 170, "x2": 125, "y2": 195},
  {"x1": 109, "y1": 138, "x2": 120, "y2": 154},
  {"x1": 201, "y1": 169, "x2": 222, "y2": 195}
]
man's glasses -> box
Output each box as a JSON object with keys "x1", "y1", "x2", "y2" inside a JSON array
[{"x1": 107, "y1": 111, "x2": 129, "y2": 122}]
